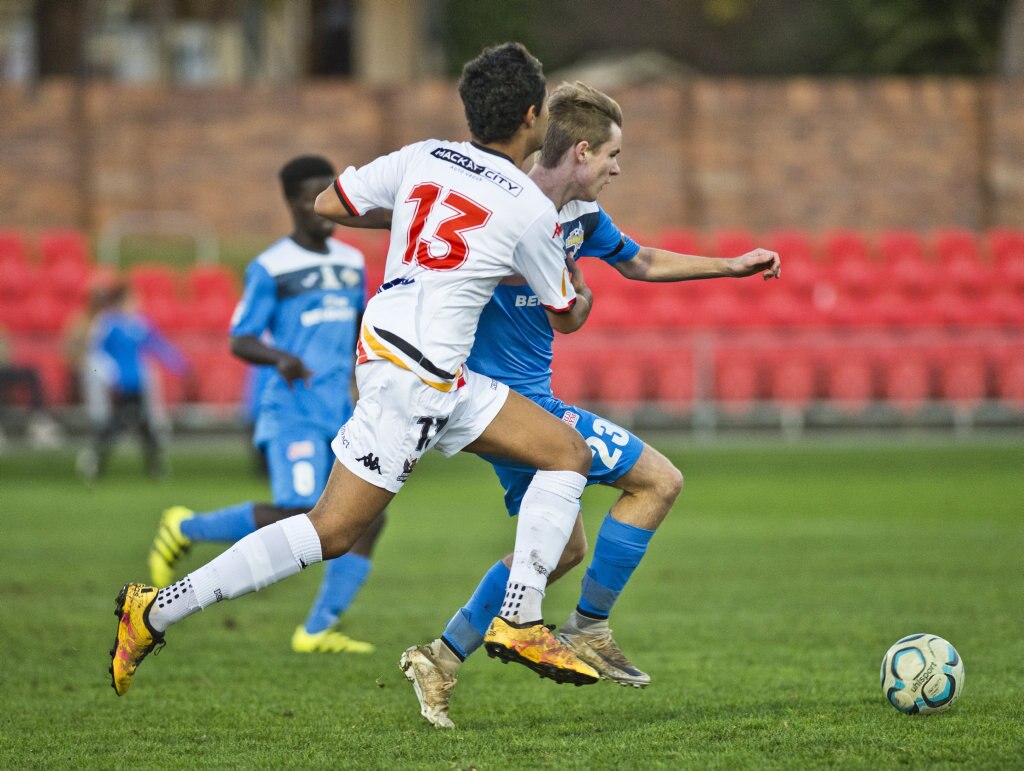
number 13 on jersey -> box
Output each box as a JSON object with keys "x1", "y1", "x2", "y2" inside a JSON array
[{"x1": 404, "y1": 183, "x2": 492, "y2": 271}]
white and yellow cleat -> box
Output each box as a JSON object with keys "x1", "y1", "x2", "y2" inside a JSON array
[
  {"x1": 399, "y1": 641, "x2": 458, "y2": 729},
  {"x1": 558, "y1": 615, "x2": 650, "y2": 688},
  {"x1": 109, "y1": 583, "x2": 165, "y2": 696},
  {"x1": 290, "y1": 625, "x2": 375, "y2": 654},
  {"x1": 148, "y1": 506, "x2": 193, "y2": 587}
]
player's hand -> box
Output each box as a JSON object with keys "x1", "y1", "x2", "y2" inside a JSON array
[
  {"x1": 566, "y1": 255, "x2": 591, "y2": 297},
  {"x1": 734, "y1": 248, "x2": 781, "y2": 280},
  {"x1": 277, "y1": 354, "x2": 313, "y2": 387}
]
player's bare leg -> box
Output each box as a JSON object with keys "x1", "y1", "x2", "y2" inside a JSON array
[
  {"x1": 463, "y1": 391, "x2": 599, "y2": 685},
  {"x1": 111, "y1": 461, "x2": 392, "y2": 695},
  {"x1": 559, "y1": 443, "x2": 682, "y2": 687}
]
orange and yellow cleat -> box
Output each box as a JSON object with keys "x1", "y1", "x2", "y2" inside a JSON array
[
  {"x1": 109, "y1": 583, "x2": 164, "y2": 696},
  {"x1": 483, "y1": 616, "x2": 598, "y2": 686}
]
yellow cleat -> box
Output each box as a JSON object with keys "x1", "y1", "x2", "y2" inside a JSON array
[
  {"x1": 290, "y1": 625, "x2": 375, "y2": 654},
  {"x1": 148, "y1": 506, "x2": 193, "y2": 587},
  {"x1": 483, "y1": 616, "x2": 599, "y2": 686},
  {"x1": 109, "y1": 583, "x2": 164, "y2": 696}
]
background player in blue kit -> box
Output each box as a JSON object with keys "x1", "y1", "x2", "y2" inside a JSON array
[
  {"x1": 400, "y1": 82, "x2": 782, "y2": 728},
  {"x1": 148, "y1": 155, "x2": 384, "y2": 654}
]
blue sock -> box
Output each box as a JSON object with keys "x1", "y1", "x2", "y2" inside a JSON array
[
  {"x1": 441, "y1": 560, "x2": 510, "y2": 659},
  {"x1": 303, "y1": 553, "x2": 372, "y2": 634},
  {"x1": 577, "y1": 513, "x2": 655, "y2": 619},
  {"x1": 180, "y1": 502, "x2": 257, "y2": 542}
]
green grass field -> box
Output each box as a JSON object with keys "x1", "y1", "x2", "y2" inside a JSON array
[{"x1": 2, "y1": 438, "x2": 1022, "y2": 769}]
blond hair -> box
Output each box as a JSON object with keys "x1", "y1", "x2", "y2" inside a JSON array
[{"x1": 538, "y1": 81, "x2": 623, "y2": 168}]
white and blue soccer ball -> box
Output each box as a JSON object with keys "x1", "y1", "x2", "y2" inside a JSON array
[{"x1": 880, "y1": 633, "x2": 964, "y2": 715}]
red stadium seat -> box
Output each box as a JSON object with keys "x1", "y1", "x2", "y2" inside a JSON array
[
  {"x1": 549, "y1": 344, "x2": 592, "y2": 405},
  {"x1": 20, "y1": 291, "x2": 76, "y2": 334},
  {"x1": 193, "y1": 349, "x2": 248, "y2": 404},
  {"x1": 651, "y1": 347, "x2": 695, "y2": 406},
  {"x1": 42, "y1": 257, "x2": 94, "y2": 302},
  {"x1": 933, "y1": 229, "x2": 980, "y2": 265},
  {"x1": 879, "y1": 349, "x2": 933, "y2": 409},
  {"x1": 765, "y1": 346, "x2": 818, "y2": 406},
  {"x1": 822, "y1": 347, "x2": 876, "y2": 410},
  {"x1": 593, "y1": 348, "x2": 647, "y2": 408},
  {"x1": 657, "y1": 227, "x2": 704, "y2": 256},
  {"x1": 713, "y1": 346, "x2": 763, "y2": 409},
  {"x1": 0, "y1": 229, "x2": 30, "y2": 264},
  {"x1": 992, "y1": 346, "x2": 1024, "y2": 406},
  {"x1": 185, "y1": 264, "x2": 239, "y2": 301},
  {"x1": 0, "y1": 258, "x2": 37, "y2": 302},
  {"x1": 936, "y1": 346, "x2": 990, "y2": 406},
  {"x1": 709, "y1": 228, "x2": 756, "y2": 258},
  {"x1": 988, "y1": 229, "x2": 1024, "y2": 293},
  {"x1": 878, "y1": 230, "x2": 927, "y2": 264},
  {"x1": 130, "y1": 264, "x2": 179, "y2": 301},
  {"x1": 822, "y1": 229, "x2": 873, "y2": 265},
  {"x1": 6, "y1": 341, "x2": 70, "y2": 404},
  {"x1": 889, "y1": 250, "x2": 933, "y2": 298},
  {"x1": 38, "y1": 229, "x2": 90, "y2": 267},
  {"x1": 139, "y1": 295, "x2": 189, "y2": 333},
  {"x1": 764, "y1": 229, "x2": 819, "y2": 296},
  {"x1": 981, "y1": 289, "x2": 1024, "y2": 327}
]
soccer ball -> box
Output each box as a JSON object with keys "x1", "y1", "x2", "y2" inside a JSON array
[{"x1": 880, "y1": 633, "x2": 964, "y2": 715}]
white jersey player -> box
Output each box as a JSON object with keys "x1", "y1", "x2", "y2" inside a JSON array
[{"x1": 110, "y1": 42, "x2": 603, "y2": 700}]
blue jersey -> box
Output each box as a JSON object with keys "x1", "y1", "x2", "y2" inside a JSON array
[
  {"x1": 231, "y1": 237, "x2": 366, "y2": 445},
  {"x1": 468, "y1": 201, "x2": 639, "y2": 398},
  {"x1": 91, "y1": 310, "x2": 186, "y2": 395}
]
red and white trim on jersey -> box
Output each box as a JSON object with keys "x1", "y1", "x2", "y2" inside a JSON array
[
  {"x1": 333, "y1": 179, "x2": 361, "y2": 217},
  {"x1": 357, "y1": 323, "x2": 467, "y2": 392}
]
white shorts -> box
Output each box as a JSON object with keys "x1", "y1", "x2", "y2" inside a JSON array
[{"x1": 331, "y1": 361, "x2": 509, "y2": 493}]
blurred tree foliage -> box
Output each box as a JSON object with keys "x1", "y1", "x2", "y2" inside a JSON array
[{"x1": 441, "y1": 0, "x2": 1013, "y2": 76}]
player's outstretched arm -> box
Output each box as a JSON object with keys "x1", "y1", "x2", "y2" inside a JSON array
[
  {"x1": 313, "y1": 186, "x2": 393, "y2": 229},
  {"x1": 615, "y1": 246, "x2": 781, "y2": 283}
]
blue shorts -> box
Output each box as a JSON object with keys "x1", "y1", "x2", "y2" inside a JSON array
[
  {"x1": 482, "y1": 394, "x2": 644, "y2": 516},
  {"x1": 261, "y1": 426, "x2": 335, "y2": 509}
]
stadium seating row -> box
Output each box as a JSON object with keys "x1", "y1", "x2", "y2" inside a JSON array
[
  {"x1": 11, "y1": 333, "x2": 1020, "y2": 412},
  {"x1": 551, "y1": 338, "x2": 1024, "y2": 411}
]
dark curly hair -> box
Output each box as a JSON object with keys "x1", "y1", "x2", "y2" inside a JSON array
[
  {"x1": 279, "y1": 155, "x2": 336, "y2": 200},
  {"x1": 458, "y1": 42, "x2": 546, "y2": 144}
]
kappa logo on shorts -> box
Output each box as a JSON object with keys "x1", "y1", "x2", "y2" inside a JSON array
[
  {"x1": 562, "y1": 411, "x2": 580, "y2": 427},
  {"x1": 286, "y1": 440, "x2": 315, "y2": 461},
  {"x1": 397, "y1": 457, "x2": 418, "y2": 483},
  {"x1": 356, "y1": 453, "x2": 382, "y2": 474}
]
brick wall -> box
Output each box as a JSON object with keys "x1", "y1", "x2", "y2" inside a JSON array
[{"x1": 1, "y1": 77, "x2": 1022, "y2": 243}]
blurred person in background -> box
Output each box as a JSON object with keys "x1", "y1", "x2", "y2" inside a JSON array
[
  {"x1": 0, "y1": 324, "x2": 64, "y2": 451},
  {"x1": 400, "y1": 81, "x2": 781, "y2": 728},
  {"x1": 147, "y1": 155, "x2": 385, "y2": 655},
  {"x1": 75, "y1": 281, "x2": 190, "y2": 481}
]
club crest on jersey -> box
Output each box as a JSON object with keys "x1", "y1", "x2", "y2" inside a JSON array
[
  {"x1": 430, "y1": 148, "x2": 522, "y2": 197},
  {"x1": 563, "y1": 223, "x2": 585, "y2": 258},
  {"x1": 562, "y1": 411, "x2": 580, "y2": 427}
]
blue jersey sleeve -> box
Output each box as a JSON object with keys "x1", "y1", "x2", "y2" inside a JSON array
[
  {"x1": 580, "y1": 207, "x2": 641, "y2": 265},
  {"x1": 230, "y1": 262, "x2": 277, "y2": 338}
]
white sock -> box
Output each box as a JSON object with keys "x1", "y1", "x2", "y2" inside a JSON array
[
  {"x1": 501, "y1": 470, "x2": 586, "y2": 623},
  {"x1": 149, "y1": 514, "x2": 323, "y2": 632}
]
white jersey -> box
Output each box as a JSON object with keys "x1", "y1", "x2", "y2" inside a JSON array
[{"x1": 333, "y1": 139, "x2": 574, "y2": 391}]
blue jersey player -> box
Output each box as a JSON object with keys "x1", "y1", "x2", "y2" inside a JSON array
[
  {"x1": 147, "y1": 156, "x2": 385, "y2": 654},
  {"x1": 400, "y1": 82, "x2": 781, "y2": 727}
]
